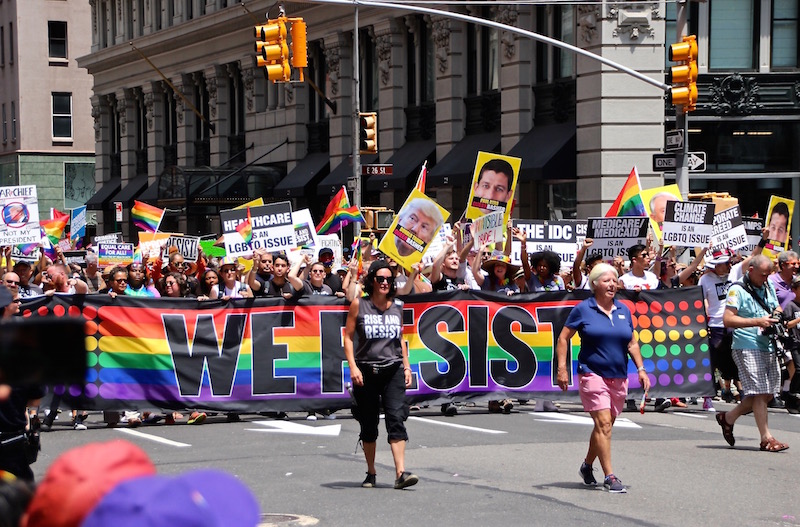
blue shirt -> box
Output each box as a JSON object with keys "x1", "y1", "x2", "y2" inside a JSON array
[
  {"x1": 565, "y1": 297, "x2": 634, "y2": 379},
  {"x1": 726, "y1": 279, "x2": 779, "y2": 352}
]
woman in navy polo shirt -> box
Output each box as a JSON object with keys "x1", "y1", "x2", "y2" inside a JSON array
[{"x1": 555, "y1": 263, "x2": 650, "y2": 494}]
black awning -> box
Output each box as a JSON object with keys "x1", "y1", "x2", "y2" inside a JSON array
[
  {"x1": 273, "y1": 153, "x2": 330, "y2": 198},
  {"x1": 427, "y1": 132, "x2": 501, "y2": 187},
  {"x1": 508, "y1": 123, "x2": 576, "y2": 181},
  {"x1": 317, "y1": 154, "x2": 378, "y2": 196},
  {"x1": 85, "y1": 176, "x2": 121, "y2": 210},
  {"x1": 366, "y1": 139, "x2": 436, "y2": 192},
  {"x1": 112, "y1": 174, "x2": 150, "y2": 206},
  {"x1": 146, "y1": 166, "x2": 282, "y2": 207}
]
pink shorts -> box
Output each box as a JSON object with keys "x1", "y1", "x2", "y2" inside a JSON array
[{"x1": 578, "y1": 373, "x2": 629, "y2": 417}]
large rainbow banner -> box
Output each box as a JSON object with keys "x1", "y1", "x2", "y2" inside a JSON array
[{"x1": 21, "y1": 288, "x2": 713, "y2": 411}]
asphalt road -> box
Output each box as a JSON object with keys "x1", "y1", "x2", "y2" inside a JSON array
[{"x1": 33, "y1": 400, "x2": 800, "y2": 527}]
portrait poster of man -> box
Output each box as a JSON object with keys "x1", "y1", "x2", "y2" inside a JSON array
[
  {"x1": 465, "y1": 152, "x2": 522, "y2": 226},
  {"x1": 640, "y1": 184, "x2": 683, "y2": 242},
  {"x1": 764, "y1": 195, "x2": 795, "y2": 257},
  {"x1": 378, "y1": 189, "x2": 450, "y2": 271}
]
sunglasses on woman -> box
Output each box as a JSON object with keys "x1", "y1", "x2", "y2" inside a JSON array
[{"x1": 374, "y1": 276, "x2": 394, "y2": 284}]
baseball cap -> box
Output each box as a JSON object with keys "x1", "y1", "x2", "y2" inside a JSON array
[
  {"x1": 318, "y1": 248, "x2": 334, "y2": 257},
  {"x1": 24, "y1": 440, "x2": 156, "y2": 527},
  {"x1": 81, "y1": 470, "x2": 261, "y2": 527}
]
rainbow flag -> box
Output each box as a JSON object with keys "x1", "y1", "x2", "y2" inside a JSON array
[
  {"x1": 316, "y1": 187, "x2": 365, "y2": 235},
  {"x1": 355, "y1": 241, "x2": 363, "y2": 278},
  {"x1": 40, "y1": 217, "x2": 68, "y2": 246},
  {"x1": 605, "y1": 167, "x2": 646, "y2": 217},
  {"x1": 414, "y1": 161, "x2": 427, "y2": 193},
  {"x1": 51, "y1": 208, "x2": 70, "y2": 222},
  {"x1": 131, "y1": 200, "x2": 165, "y2": 232},
  {"x1": 236, "y1": 208, "x2": 253, "y2": 245}
]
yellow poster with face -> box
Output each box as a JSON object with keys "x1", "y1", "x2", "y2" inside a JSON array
[
  {"x1": 640, "y1": 184, "x2": 683, "y2": 242},
  {"x1": 764, "y1": 195, "x2": 795, "y2": 258},
  {"x1": 465, "y1": 152, "x2": 522, "y2": 227},
  {"x1": 378, "y1": 189, "x2": 450, "y2": 272}
]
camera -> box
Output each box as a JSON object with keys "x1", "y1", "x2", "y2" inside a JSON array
[{"x1": 764, "y1": 309, "x2": 790, "y2": 340}]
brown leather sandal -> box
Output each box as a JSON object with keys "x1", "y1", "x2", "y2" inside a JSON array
[
  {"x1": 760, "y1": 437, "x2": 789, "y2": 452},
  {"x1": 716, "y1": 411, "x2": 735, "y2": 447}
]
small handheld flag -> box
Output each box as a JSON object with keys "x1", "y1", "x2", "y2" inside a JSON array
[
  {"x1": 131, "y1": 200, "x2": 165, "y2": 233},
  {"x1": 236, "y1": 208, "x2": 254, "y2": 245}
]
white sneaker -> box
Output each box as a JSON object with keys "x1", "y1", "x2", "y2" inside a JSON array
[
  {"x1": 324, "y1": 413, "x2": 337, "y2": 420},
  {"x1": 703, "y1": 397, "x2": 716, "y2": 412},
  {"x1": 73, "y1": 422, "x2": 87, "y2": 430},
  {"x1": 306, "y1": 413, "x2": 317, "y2": 421}
]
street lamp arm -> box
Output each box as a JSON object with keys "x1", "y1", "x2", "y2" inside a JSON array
[{"x1": 296, "y1": 0, "x2": 670, "y2": 91}]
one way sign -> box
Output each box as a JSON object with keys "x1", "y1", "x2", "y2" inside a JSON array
[{"x1": 688, "y1": 151, "x2": 706, "y2": 172}]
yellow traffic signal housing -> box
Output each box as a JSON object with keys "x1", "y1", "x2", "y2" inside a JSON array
[
  {"x1": 290, "y1": 19, "x2": 307, "y2": 82},
  {"x1": 254, "y1": 17, "x2": 307, "y2": 83},
  {"x1": 359, "y1": 112, "x2": 378, "y2": 155},
  {"x1": 667, "y1": 35, "x2": 698, "y2": 112},
  {"x1": 255, "y1": 19, "x2": 290, "y2": 82}
]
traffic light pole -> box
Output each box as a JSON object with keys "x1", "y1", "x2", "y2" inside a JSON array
[
  {"x1": 352, "y1": 4, "x2": 362, "y2": 239},
  {"x1": 675, "y1": 0, "x2": 689, "y2": 198}
]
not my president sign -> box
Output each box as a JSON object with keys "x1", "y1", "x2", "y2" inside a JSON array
[
  {"x1": 221, "y1": 202, "x2": 295, "y2": 258},
  {"x1": 661, "y1": 201, "x2": 715, "y2": 247}
]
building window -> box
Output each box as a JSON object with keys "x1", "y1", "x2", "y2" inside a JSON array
[
  {"x1": 535, "y1": 6, "x2": 548, "y2": 83},
  {"x1": 153, "y1": 0, "x2": 162, "y2": 31},
  {"x1": 405, "y1": 17, "x2": 435, "y2": 106},
  {"x1": 467, "y1": 11, "x2": 500, "y2": 95},
  {"x1": 48, "y1": 21, "x2": 68, "y2": 59},
  {"x1": 110, "y1": 0, "x2": 118, "y2": 42},
  {"x1": 52, "y1": 93, "x2": 73, "y2": 139},
  {"x1": 359, "y1": 29, "x2": 378, "y2": 111},
  {"x1": 1, "y1": 26, "x2": 5, "y2": 67},
  {"x1": 773, "y1": 0, "x2": 799, "y2": 68},
  {"x1": 2, "y1": 104, "x2": 6, "y2": 143},
  {"x1": 186, "y1": 0, "x2": 193, "y2": 20},
  {"x1": 709, "y1": 0, "x2": 757, "y2": 70},
  {"x1": 8, "y1": 22, "x2": 13, "y2": 64},
  {"x1": 136, "y1": 0, "x2": 145, "y2": 37},
  {"x1": 10, "y1": 101, "x2": 16, "y2": 141},
  {"x1": 554, "y1": 5, "x2": 575, "y2": 79}
]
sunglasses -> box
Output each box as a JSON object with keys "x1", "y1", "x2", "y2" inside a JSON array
[
  {"x1": 173, "y1": 262, "x2": 186, "y2": 268},
  {"x1": 165, "y1": 281, "x2": 178, "y2": 286},
  {"x1": 114, "y1": 278, "x2": 127, "y2": 283},
  {"x1": 374, "y1": 276, "x2": 394, "y2": 284},
  {"x1": 223, "y1": 268, "x2": 237, "y2": 273}
]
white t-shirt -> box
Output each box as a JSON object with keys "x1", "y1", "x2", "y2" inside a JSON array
[
  {"x1": 619, "y1": 270, "x2": 659, "y2": 291},
  {"x1": 698, "y1": 272, "x2": 731, "y2": 327}
]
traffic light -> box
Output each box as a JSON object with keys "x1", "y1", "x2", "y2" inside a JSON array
[
  {"x1": 667, "y1": 35, "x2": 698, "y2": 113},
  {"x1": 359, "y1": 112, "x2": 378, "y2": 155},
  {"x1": 290, "y1": 19, "x2": 307, "y2": 82},
  {"x1": 255, "y1": 19, "x2": 290, "y2": 82},
  {"x1": 362, "y1": 207, "x2": 394, "y2": 232}
]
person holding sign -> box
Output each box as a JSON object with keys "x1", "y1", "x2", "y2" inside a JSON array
[
  {"x1": 555, "y1": 263, "x2": 650, "y2": 493},
  {"x1": 471, "y1": 159, "x2": 514, "y2": 213},
  {"x1": 343, "y1": 260, "x2": 418, "y2": 490},
  {"x1": 619, "y1": 244, "x2": 658, "y2": 291},
  {"x1": 472, "y1": 248, "x2": 519, "y2": 296}
]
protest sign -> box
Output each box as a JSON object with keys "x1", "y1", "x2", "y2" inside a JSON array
[
  {"x1": 0, "y1": 185, "x2": 42, "y2": 246},
  {"x1": 661, "y1": 201, "x2": 715, "y2": 247},
  {"x1": 710, "y1": 205, "x2": 748, "y2": 252},
  {"x1": 221, "y1": 201, "x2": 295, "y2": 258},
  {"x1": 292, "y1": 209, "x2": 319, "y2": 250},
  {"x1": 10, "y1": 245, "x2": 41, "y2": 263},
  {"x1": 63, "y1": 250, "x2": 87, "y2": 266},
  {"x1": 472, "y1": 210, "x2": 505, "y2": 248},
  {"x1": 764, "y1": 195, "x2": 794, "y2": 258},
  {"x1": 138, "y1": 232, "x2": 173, "y2": 259},
  {"x1": 98, "y1": 243, "x2": 134, "y2": 267},
  {"x1": 510, "y1": 219, "x2": 587, "y2": 271},
  {"x1": 640, "y1": 184, "x2": 682, "y2": 242},
  {"x1": 586, "y1": 217, "x2": 649, "y2": 258},
  {"x1": 163, "y1": 235, "x2": 200, "y2": 262},
  {"x1": 465, "y1": 152, "x2": 521, "y2": 228},
  {"x1": 71, "y1": 206, "x2": 87, "y2": 244},
  {"x1": 378, "y1": 189, "x2": 449, "y2": 271},
  {"x1": 93, "y1": 233, "x2": 123, "y2": 245},
  {"x1": 742, "y1": 217, "x2": 765, "y2": 255},
  {"x1": 316, "y1": 235, "x2": 342, "y2": 269}
]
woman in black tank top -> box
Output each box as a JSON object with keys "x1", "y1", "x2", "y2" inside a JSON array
[{"x1": 344, "y1": 260, "x2": 419, "y2": 490}]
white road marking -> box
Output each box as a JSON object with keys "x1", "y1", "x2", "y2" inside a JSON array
[
  {"x1": 248, "y1": 420, "x2": 342, "y2": 436},
  {"x1": 407, "y1": 416, "x2": 507, "y2": 434},
  {"x1": 115, "y1": 428, "x2": 192, "y2": 447},
  {"x1": 668, "y1": 412, "x2": 710, "y2": 419},
  {"x1": 530, "y1": 412, "x2": 642, "y2": 429}
]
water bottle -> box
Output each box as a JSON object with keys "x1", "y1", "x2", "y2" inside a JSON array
[{"x1": 346, "y1": 382, "x2": 357, "y2": 407}]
